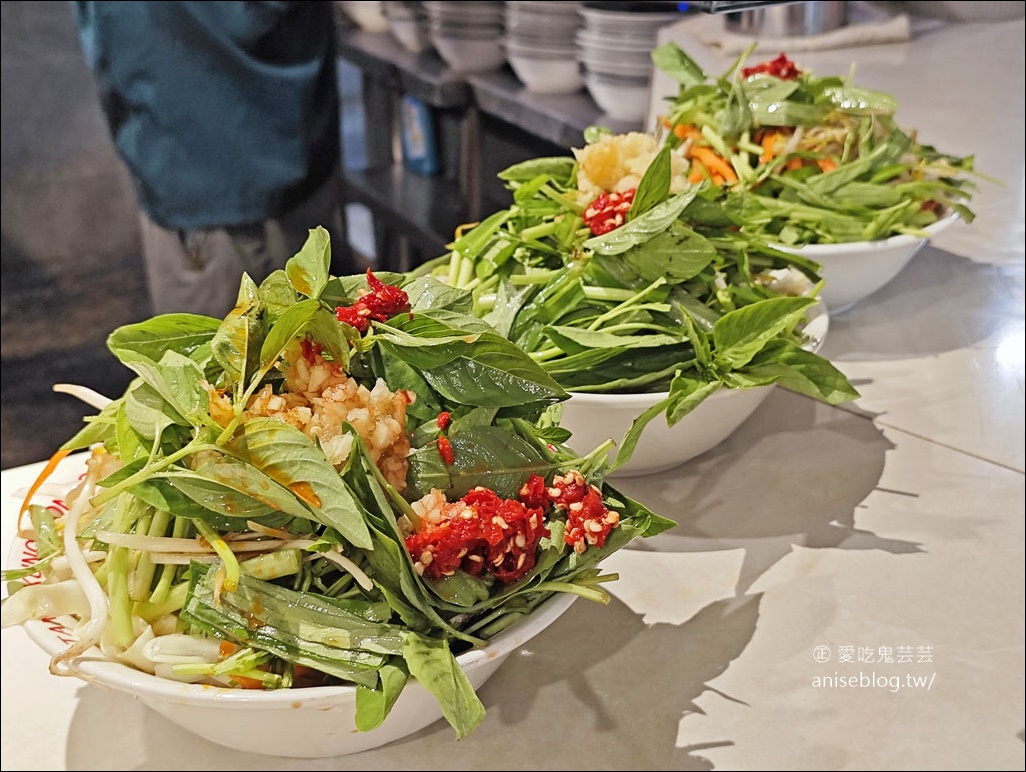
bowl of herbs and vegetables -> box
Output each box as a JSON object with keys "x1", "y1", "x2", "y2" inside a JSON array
[
  {"x1": 2, "y1": 228, "x2": 675, "y2": 757},
  {"x1": 650, "y1": 42, "x2": 981, "y2": 312},
  {"x1": 410, "y1": 137, "x2": 859, "y2": 475}
]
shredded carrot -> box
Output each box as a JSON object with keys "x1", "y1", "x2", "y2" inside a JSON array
[
  {"x1": 816, "y1": 157, "x2": 837, "y2": 173},
  {"x1": 711, "y1": 173, "x2": 725, "y2": 185},
  {"x1": 786, "y1": 157, "x2": 804, "y2": 172},
  {"x1": 673, "y1": 123, "x2": 701, "y2": 140},
  {"x1": 660, "y1": 115, "x2": 671, "y2": 129},
  {"x1": 689, "y1": 146, "x2": 738, "y2": 183},
  {"x1": 230, "y1": 675, "x2": 266, "y2": 690},
  {"x1": 688, "y1": 160, "x2": 707, "y2": 184},
  {"x1": 454, "y1": 221, "x2": 480, "y2": 239},
  {"x1": 18, "y1": 448, "x2": 72, "y2": 533},
  {"x1": 759, "y1": 132, "x2": 778, "y2": 164}
]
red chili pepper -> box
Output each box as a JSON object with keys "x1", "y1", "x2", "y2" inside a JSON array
[
  {"x1": 404, "y1": 475, "x2": 552, "y2": 584},
  {"x1": 436, "y1": 411, "x2": 452, "y2": 431},
  {"x1": 437, "y1": 436, "x2": 455, "y2": 465},
  {"x1": 335, "y1": 269, "x2": 411, "y2": 333},
  {"x1": 742, "y1": 53, "x2": 801, "y2": 81},
  {"x1": 299, "y1": 338, "x2": 324, "y2": 365},
  {"x1": 582, "y1": 189, "x2": 637, "y2": 236},
  {"x1": 548, "y1": 470, "x2": 619, "y2": 554}
]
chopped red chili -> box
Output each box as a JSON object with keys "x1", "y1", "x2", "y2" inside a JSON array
[
  {"x1": 436, "y1": 411, "x2": 452, "y2": 431},
  {"x1": 335, "y1": 269, "x2": 411, "y2": 333},
  {"x1": 299, "y1": 338, "x2": 324, "y2": 365},
  {"x1": 741, "y1": 53, "x2": 801, "y2": 81},
  {"x1": 404, "y1": 469, "x2": 620, "y2": 585},
  {"x1": 405, "y1": 477, "x2": 551, "y2": 584},
  {"x1": 548, "y1": 470, "x2": 619, "y2": 554},
  {"x1": 582, "y1": 189, "x2": 636, "y2": 236},
  {"x1": 437, "y1": 436, "x2": 455, "y2": 465}
]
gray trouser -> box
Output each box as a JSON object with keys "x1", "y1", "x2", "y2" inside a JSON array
[{"x1": 138, "y1": 169, "x2": 354, "y2": 318}]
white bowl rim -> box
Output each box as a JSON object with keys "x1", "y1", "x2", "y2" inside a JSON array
[
  {"x1": 19, "y1": 588, "x2": 576, "y2": 709},
  {"x1": 772, "y1": 209, "x2": 959, "y2": 255},
  {"x1": 7, "y1": 463, "x2": 578, "y2": 712}
]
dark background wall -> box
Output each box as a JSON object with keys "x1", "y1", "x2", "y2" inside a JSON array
[
  {"x1": 0, "y1": 2, "x2": 374, "y2": 470},
  {"x1": 1, "y1": 1, "x2": 149, "y2": 469}
]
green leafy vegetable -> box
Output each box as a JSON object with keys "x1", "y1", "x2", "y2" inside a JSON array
[{"x1": 9, "y1": 227, "x2": 672, "y2": 742}]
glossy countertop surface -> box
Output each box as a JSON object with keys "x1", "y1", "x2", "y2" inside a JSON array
[{"x1": 2, "y1": 12, "x2": 1024, "y2": 772}]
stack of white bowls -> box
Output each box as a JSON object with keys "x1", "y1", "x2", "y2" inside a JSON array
[
  {"x1": 384, "y1": 2, "x2": 433, "y2": 54},
  {"x1": 504, "y1": 1, "x2": 584, "y2": 94},
  {"x1": 577, "y1": 6, "x2": 684, "y2": 121},
  {"x1": 424, "y1": 1, "x2": 506, "y2": 73}
]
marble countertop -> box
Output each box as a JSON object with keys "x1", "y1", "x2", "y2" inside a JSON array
[{"x1": 2, "y1": 12, "x2": 1023, "y2": 772}]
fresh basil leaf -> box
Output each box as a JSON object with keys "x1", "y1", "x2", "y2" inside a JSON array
[
  {"x1": 584, "y1": 188, "x2": 702, "y2": 256},
  {"x1": 355, "y1": 663, "x2": 409, "y2": 732},
  {"x1": 741, "y1": 339, "x2": 860, "y2": 404},
  {"x1": 116, "y1": 348, "x2": 211, "y2": 428},
  {"x1": 628, "y1": 142, "x2": 672, "y2": 220},
  {"x1": 406, "y1": 425, "x2": 551, "y2": 501},
  {"x1": 212, "y1": 274, "x2": 265, "y2": 390},
  {"x1": 60, "y1": 400, "x2": 120, "y2": 452},
  {"x1": 124, "y1": 379, "x2": 188, "y2": 440},
  {"x1": 226, "y1": 418, "x2": 373, "y2": 549},
  {"x1": 378, "y1": 315, "x2": 566, "y2": 409},
  {"x1": 257, "y1": 298, "x2": 320, "y2": 368},
  {"x1": 712, "y1": 296, "x2": 816, "y2": 370},
  {"x1": 651, "y1": 42, "x2": 707, "y2": 88},
  {"x1": 115, "y1": 400, "x2": 148, "y2": 465},
  {"x1": 404, "y1": 275, "x2": 474, "y2": 314},
  {"x1": 622, "y1": 221, "x2": 718, "y2": 283},
  {"x1": 107, "y1": 314, "x2": 221, "y2": 364},
  {"x1": 665, "y1": 375, "x2": 722, "y2": 424},
  {"x1": 403, "y1": 633, "x2": 486, "y2": 740},
  {"x1": 609, "y1": 394, "x2": 672, "y2": 472},
  {"x1": 285, "y1": 225, "x2": 331, "y2": 299},
  {"x1": 258, "y1": 269, "x2": 299, "y2": 318}
]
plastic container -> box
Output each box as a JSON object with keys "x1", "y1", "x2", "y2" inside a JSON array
[{"x1": 399, "y1": 94, "x2": 440, "y2": 175}]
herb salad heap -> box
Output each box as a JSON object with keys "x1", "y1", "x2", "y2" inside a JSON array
[
  {"x1": 650, "y1": 43, "x2": 980, "y2": 245},
  {"x1": 410, "y1": 129, "x2": 861, "y2": 471},
  {"x1": 1, "y1": 228, "x2": 673, "y2": 739}
]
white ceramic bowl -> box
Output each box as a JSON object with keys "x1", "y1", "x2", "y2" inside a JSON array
[
  {"x1": 11, "y1": 533, "x2": 576, "y2": 758},
  {"x1": 340, "y1": 1, "x2": 391, "y2": 33},
  {"x1": 773, "y1": 211, "x2": 959, "y2": 313},
  {"x1": 558, "y1": 305, "x2": 830, "y2": 477},
  {"x1": 507, "y1": 51, "x2": 583, "y2": 93},
  {"x1": 579, "y1": 53, "x2": 654, "y2": 77},
  {"x1": 584, "y1": 72, "x2": 652, "y2": 122},
  {"x1": 579, "y1": 8, "x2": 684, "y2": 35},
  {"x1": 388, "y1": 15, "x2": 433, "y2": 54},
  {"x1": 431, "y1": 33, "x2": 506, "y2": 72}
]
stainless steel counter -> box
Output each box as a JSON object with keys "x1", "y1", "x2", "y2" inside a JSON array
[{"x1": 1, "y1": 12, "x2": 1023, "y2": 771}]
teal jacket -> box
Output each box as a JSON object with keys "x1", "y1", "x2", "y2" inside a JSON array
[{"x1": 73, "y1": 1, "x2": 340, "y2": 229}]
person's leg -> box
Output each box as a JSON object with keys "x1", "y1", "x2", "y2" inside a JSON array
[
  {"x1": 137, "y1": 166, "x2": 359, "y2": 318},
  {"x1": 138, "y1": 212, "x2": 270, "y2": 318}
]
